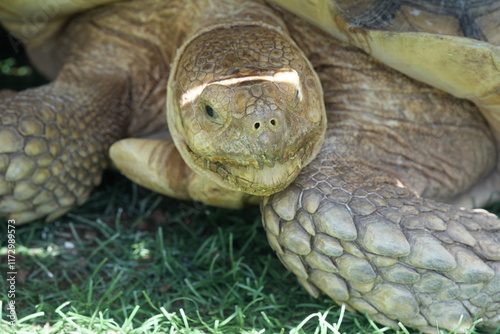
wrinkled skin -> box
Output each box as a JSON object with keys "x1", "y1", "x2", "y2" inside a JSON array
[{"x1": 1, "y1": 0, "x2": 500, "y2": 332}]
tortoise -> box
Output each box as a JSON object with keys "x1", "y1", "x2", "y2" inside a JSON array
[{"x1": 1, "y1": 0, "x2": 500, "y2": 332}]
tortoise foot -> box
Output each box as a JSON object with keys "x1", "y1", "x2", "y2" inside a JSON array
[
  {"x1": 261, "y1": 163, "x2": 500, "y2": 333},
  {"x1": 0, "y1": 85, "x2": 114, "y2": 223}
]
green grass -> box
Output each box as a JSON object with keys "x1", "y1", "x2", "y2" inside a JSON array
[
  {"x1": 1, "y1": 28, "x2": 499, "y2": 334},
  {"x1": 0, "y1": 173, "x2": 376, "y2": 334},
  {"x1": 0, "y1": 173, "x2": 496, "y2": 334}
]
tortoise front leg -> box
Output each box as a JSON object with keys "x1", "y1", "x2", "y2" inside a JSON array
[
  {"x1": 262, "y1": 160, "x2": 500, "y2": 333},
  {"x1": 0, "y1": 68, "x2": 130, "y2": 223}
]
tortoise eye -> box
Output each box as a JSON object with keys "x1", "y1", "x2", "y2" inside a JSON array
[{"x1": 205, "y1": 105, "x2": 215, "y2": 117}]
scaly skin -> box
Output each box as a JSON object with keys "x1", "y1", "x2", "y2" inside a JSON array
[
  {"x1": 263, "y1": 166, "x2": 500, "y2": 332},
  {"x1": 0, "y1": 70, "x2": 129, "y2": 222}
]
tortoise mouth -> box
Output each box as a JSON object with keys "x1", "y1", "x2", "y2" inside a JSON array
[{"x1": 185, "y1": 141, "x2": 312, "y2": 196}]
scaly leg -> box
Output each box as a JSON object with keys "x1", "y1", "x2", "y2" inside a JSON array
[
  {"x1": 0, "y1": 66, "x2": 130, "y2": 223},
  {"x1": 262, "y1": 160, "x2": 500, "y2": 333}
]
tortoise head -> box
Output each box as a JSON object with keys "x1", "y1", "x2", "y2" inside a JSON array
[{"x1": 167, "y1": 24, "x2": 326, "y2": 196}]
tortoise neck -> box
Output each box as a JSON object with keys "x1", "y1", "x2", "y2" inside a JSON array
[{"x1": 180, "y1": 0, "x2": 288, "y2": 42}]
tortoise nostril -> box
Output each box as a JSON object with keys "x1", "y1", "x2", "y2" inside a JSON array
[{"x1": 249, "y1": 116, "x2": 280, "y2": 132}]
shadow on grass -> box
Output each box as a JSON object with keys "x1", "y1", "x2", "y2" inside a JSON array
[{"x1": 0, "y1": 172, "x2": 366, "y2": 333}]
